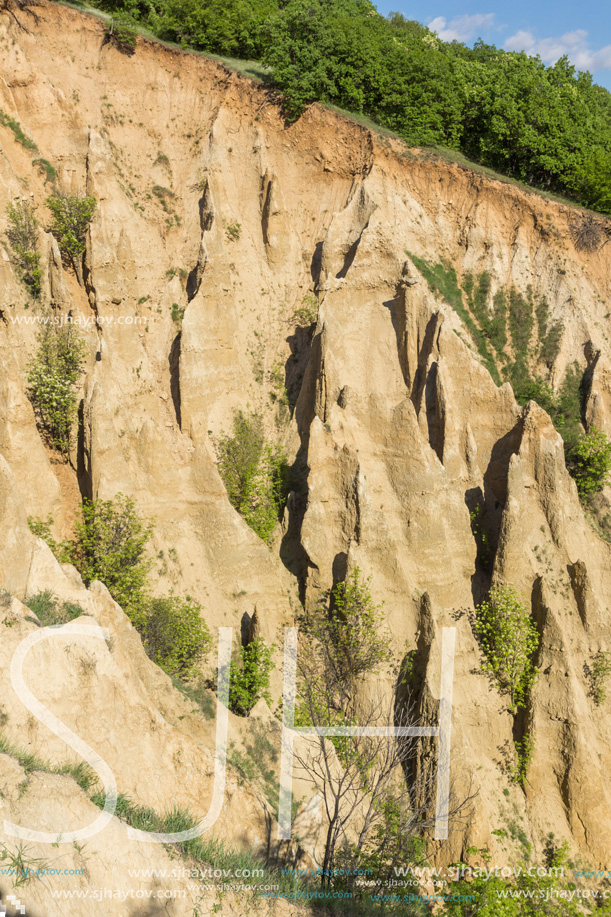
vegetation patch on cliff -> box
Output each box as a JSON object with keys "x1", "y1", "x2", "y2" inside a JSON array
[
  {"x1": 216, "y1": 409, "x2": 289, "y2": 545},
  {"x1": 408, "y1": 255, "x2": 592, "y2": 463},
  {"x1": 26, "y1": 317, "x2": 86, "y2": 454},
  {"x1": 5, "y1": 201, "x2": 42, "y2": 297},
  {"x1": 28, "y1": 496, "x2": 211, "y2": 682}
]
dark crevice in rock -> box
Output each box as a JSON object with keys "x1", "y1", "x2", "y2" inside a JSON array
[
  {"x1": 279, "y1": 478, "x2": 315, "y2": 608},
  {"x1": 261, "y1": 173, "x2": 273, "y2": 247},
  {"x1": 295, "y1": 325, "x2": 324, "y2": 435},
  {"x1": 76, "y1": 398, "x2": 92, "y2": 502},
  {"x1": 424, "y1": 360, "x2": 444, "y2": 463},
  {"x1": 383, "y1": 289, "x2": 408, "y2": 386},
  {"x1": 397, "y1": 593, "x2": 437, "y2": 796},
  {"x1": 310, "y1": 240, "x2": 324, "y2": 288},
  {"x1": 483, "y1": 416, "x2": 525, "y2": 513},
  {"x1": 331, "y1": 551, "x2": 349, "y2": 593},
  {"x1": 465, "y1": 485, "x2": 495, "y2": 606},
  {"x1": 285, "y1": 326, "x2": 313, "y2": 416},
  {"x1": 169, "y1": 331, "x2": 182, "y2": 429},
  {"x1": 568, "y1": 561, "x2": 591, "y2": 630},
  {"x1": 410, "y1": 313, "x2": 443, "y2": 411},
  {"x1": 335, "y1": 232, "x2": 363, "y2": 279},
  {"x1": 186, "y1": 182, "x2": 214, "y2": 302}
]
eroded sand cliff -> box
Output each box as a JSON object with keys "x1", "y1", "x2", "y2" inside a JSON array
[{"x1": 1, "y1": 3, "x2": 611, "y2": 913}]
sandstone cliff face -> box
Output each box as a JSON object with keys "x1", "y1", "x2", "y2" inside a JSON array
[{"x1": 1, "y1": 3, "x2": 611, "y2": 912}]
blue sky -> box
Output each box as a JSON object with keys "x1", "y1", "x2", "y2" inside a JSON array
[{"x1": 374, "y1": 1, "x2": 611, "y2": 90}]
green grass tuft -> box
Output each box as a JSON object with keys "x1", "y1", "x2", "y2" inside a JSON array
[
  {"x1": 0, "y1": 110, "x2": 38, "y2": 151},
  {"x1": 0, "y1": 732, "x2": 98, "y2": 792},
  {"x1": 25, "y1": 591, "x2": 85, "y2": 626},
  {"x1": 409, "y1": 255, "x2": 501, "y2": 384},
  {"x1": 32, "y1": 158, "x2": 57, "y2": 184}
]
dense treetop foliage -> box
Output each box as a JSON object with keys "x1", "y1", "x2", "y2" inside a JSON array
[{"x1": 93, "y1": 0, "x2": 611, "y2": 212}]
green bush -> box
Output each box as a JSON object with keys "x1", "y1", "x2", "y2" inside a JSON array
[
  {"x1": 27, "y1": 515, "x2": 72, "y2": 562},
  {"x1": 225, "y1": 220, "x2": 241, "y2": 240},
  {"x1": 295, "y1": 568, "x2": 391, "y2": 765},
  {"x1": 69, "y1": 494, "x2": 154, "y2": 629},
  {"x1": 513, "y1": 362, "x2": 584, "y2": 453},
  {"x1": 216, "y1": 410, "x2": 289, "y2": 545},
  {"x1": 5, "y1": 201, "x2": 42, "y2": 297},
  {"x1": 103, "y1": 17, "x2": 138, "y2": 54},
  {"x1": 568, "y1": 427, "x2": 611, "y2": 499},
  {"x1": 320, "y1": 567, "x2": 391, "y2": 684},
  {"x1": 291, "y1": 293, "x2": 318, "y2": 327},
  {"x1": 589, "y1": 650, "x2": 611, "y2": 705},
  {"x1": 26, "y1": 320, "x2": 86, "y2": 453},
  {"x1": 439, "y1": 844, "x2": 582, "y2": 917},
  {"x1": 473, "y1": 585, "x2": 539, "y2": 712},
  {"x1": 229, "y1": 637, "x2": 275, "y2": 716},
  {"x1": 295, "y1": 569, "x2": 391, "y2": 770},
  {"x1": 46, "y1": 192, "x2": 97, "y2": 279},
  {"x1": 145, "y1": 596, "x2": 211, "y2": 679},
  {"x1": 337, "y1": 793, "x2": 427, "y2": 902},
  {"x1": 25, "y1": 591, "x2": 84, "y2": 626},
  {"x1": 511, "y1": 734, "x2": 535, "y2": 788},
  {"x1": 31, "y1": 497, "x2": 213, "y2": 683}
]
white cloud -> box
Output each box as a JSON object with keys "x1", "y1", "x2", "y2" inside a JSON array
[
  {"x1": 504, "y1": 28, "x2": 611, "y2": 72},
  {"x1": 428, "y1": 13, "x2": 495, "y2": 43}
]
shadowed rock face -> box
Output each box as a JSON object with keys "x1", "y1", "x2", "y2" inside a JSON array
[{"x1": 1, "y1": 3, "x2": 611, "y2": 906}]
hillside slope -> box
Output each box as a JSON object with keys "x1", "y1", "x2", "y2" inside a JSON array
[{"x1": 1, "y1": 3, "x2": 611, "y2": 913}]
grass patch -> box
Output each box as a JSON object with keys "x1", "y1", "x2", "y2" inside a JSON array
[
  {"x1": 0, "y1": 110, "x2": 38, "y2": 150},
  {"x1": 89, "y1": 791, "x2": 302, "y2": 896},
  {"x1": 464, "y1": 271, "x2": 508, "y2": 360},
  {"x1": 171, "y1": 301, "x2": 185, "y2": 324},
  {"x1": 55, "y1": 760, "x2": 99, "y2": 792},
  {"x1": 32, "y1": 158, "x2": 57, "y2": 184},
  {"x1": 152, "y1": 185, "x2": 176, "y2": 213},
  {"x1": 535, "y1": 296, "x2": 563, "y2": 368},
  {"x1": 0, "y1": 734, "x2": 51, "y2": 775},
  {"x1": 89, "y1": 791, "x2": 426, "y2": 912},
  {"x1": 409, "y1": 255, "x2": 501, "y2": 384},
  {"x1": 507, "y1": 288, "x2": 535, "y2": 385},
  {"x1": 410, "y1": 255, "x2": 585, "y2": 458},
  {"x1": 25, "y1": 591, "x2": 85, "y2": 626},
  {"x1": 225, "y1": 220, "x2": 241, "y2": 241},
  {"x1": 0, "y1": 843, "x2": 49, "y2": 888},
  {"x1": 169, "y1": 676, "x2": 216, "y2": 719},
  {"x1": 0, "y1": 733, "x2": 98, "y2": 793}
]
